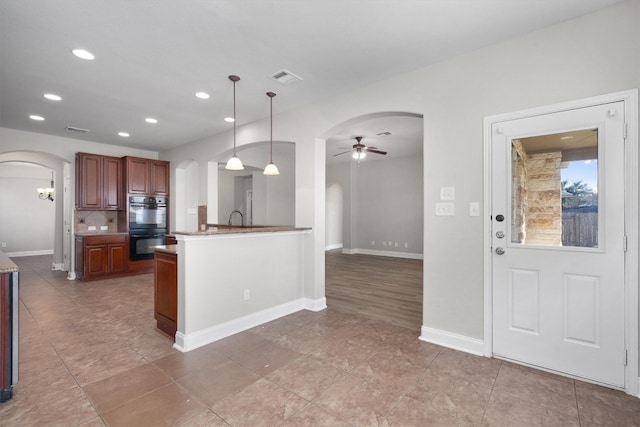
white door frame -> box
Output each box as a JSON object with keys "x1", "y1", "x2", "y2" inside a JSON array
[{"x1": 483, "y1": 89, "x2": 639, "y2": 397}]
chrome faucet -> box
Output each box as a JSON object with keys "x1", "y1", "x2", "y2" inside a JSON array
[{"x1": 228, "y1": 210, "x2": 244, "y2": 227}]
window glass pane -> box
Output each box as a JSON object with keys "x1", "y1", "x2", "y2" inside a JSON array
[{"x1": 511, "y1": 129, "x2": 598, "y2": 248}]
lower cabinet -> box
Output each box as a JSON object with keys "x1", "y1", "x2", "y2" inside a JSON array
[
  {"x1": 75, "y1": 234, "x2": 128, "y2": 281},
  {"x1": 154, "y1": 250, "x2": 177, "y2": 340}
]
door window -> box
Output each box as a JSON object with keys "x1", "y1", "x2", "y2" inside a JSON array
[{"x1": 511, "y1": 128, "x2": 598, "y2": 248}]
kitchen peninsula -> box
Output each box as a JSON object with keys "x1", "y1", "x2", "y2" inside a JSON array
[{"x1": 157, "y1": 225, "x2": 318, "y2": 352}]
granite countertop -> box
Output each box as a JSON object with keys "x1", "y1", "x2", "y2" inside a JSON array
[
  {"x1": 75, "y1": 231, "x2": 129, "y2": 237},
  {"x1": 0, "y1": 251, "x2": 18, "y2": 273},
  {"x1": 154, "y1": 245, "x2": 177, "y2": 255},
  {"x1": 171, "y1": 226, "x2": 310, "y2": 236}
]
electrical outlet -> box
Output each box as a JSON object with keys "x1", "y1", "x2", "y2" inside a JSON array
[
  {"x1": 244, "y1": 289, "x2": 250, "y2": 300},
  {"x1": 1, "y1": 242, "x2": 6, "y2": 248},
  {"x1": 388, "y1": 241, "x2": 392, "y2": 246},
  {"x1": 394, "y1": 242, "x2": 398, "y2": 247},
  {"x1": 404, "y1": 242, "x2": 408, "y2": 248},
  {"x1": 382, "y1": 241, "x2": 386, "y2": 246},
  {"x1": 88, "y1": 225, "x2": 97, "y2": 231},
  {"x1": 371, "y1": 240, "x2": 375, "y2": 246},
  {"x1": 100, "y1": 225, "x2": 108, "y2": 231}
]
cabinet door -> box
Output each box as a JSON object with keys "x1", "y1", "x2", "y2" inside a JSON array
[
  {"x1": 150, "y1": 161, "x2": 169, "y2": 195},
  {"x1": 85, "y1": 245, "x2": 108, "y2": 278},
  {"x1": 103, "y1": 157, "x2": 123, "y2": 210},
  {"x1": 154, "y1": 252, "x2": 177, "y2": 336},
  {"x1": 127, "y1": 157, "x2": 150, "y2": 194},
  {"x1": 108, "y1": 244, "x2": 127, "y2": 274},
  {"x1": 77, "y1": 153, "x2": 102, "y2": 209}
]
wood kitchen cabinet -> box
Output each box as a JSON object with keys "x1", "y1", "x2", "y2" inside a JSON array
[
  {"x1": 75, "y1": 234, "x2": 128, "y2": 281},
  {"x1": 125, "y1": 157, "x2": 170, "y2": 195},
  {"x1": 76, "y1": 153, "x2": 123, "y2": 210},
  {"x1": 154, "y1": 250, "x2": 177, "y2": 339}
]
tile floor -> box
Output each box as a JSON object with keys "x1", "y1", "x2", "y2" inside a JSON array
[{"x1": 1, "y1": 255, "x2": 640, "y2": 426}]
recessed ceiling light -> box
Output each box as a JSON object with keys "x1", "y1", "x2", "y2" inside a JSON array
[
  {"x1": 118, "y1": 132, "x2": 130, "y2": 137},
  {"x1": 195, "y1": 92, "x2": 210, "y2": 99},
  {"x1": 29, "y1": 115, "x2": 45, "y2": 121},
  {"x1": 560, "y1": 135, "x2": 574, "y2": 140},
  {"x1": 224, "y1": 117, "x2": 234, "y2": 123},
  {"x1": 71, "y1": 49, "x2": 95, "y2": 60},
  {"x1": 44, "y1": 93, "x2": 62, "y2": 101},
  {"x1": 145, "y1": 118, "x2": 158, "y2": 124}
]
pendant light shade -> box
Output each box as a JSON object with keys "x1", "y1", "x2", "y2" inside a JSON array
[
  {"x1": 225, "y1": 75, "x2": 244, "y2": 170},
  {"x1": 263, "y1": 91, "x2": 280, "y2": 176}
]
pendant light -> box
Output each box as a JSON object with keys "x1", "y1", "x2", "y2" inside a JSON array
[
  {"x1": 263, "y1": 91, "x2": 280, "y2": 176},
  {"x1": 225, "y1": 75, "x2": 244, "y2": 170}
]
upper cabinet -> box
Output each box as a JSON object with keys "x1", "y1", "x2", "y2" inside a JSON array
[
  {"x1": 76, "y1": 153, "x2": 123, "y2": 210},
  {"x1": 125, "y1": 157, "x2": 170, "y2": 195}
]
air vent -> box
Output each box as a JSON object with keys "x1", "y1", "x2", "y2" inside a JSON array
[
  {"x1": 376, "y1": 131, "x2": 391, "y2": 136},
  {"x1": 65, "y1": 126, "x2": 90, "y2": 133},
  {"x1": 269, "y1": 69, "x2": 303, "y2": 86}
]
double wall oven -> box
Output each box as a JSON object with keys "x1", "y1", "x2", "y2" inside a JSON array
[{"x1": 129, "y1": 196, "x2": 167, "y2": 261}]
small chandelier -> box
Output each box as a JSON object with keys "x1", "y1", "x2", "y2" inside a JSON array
[
  {"x1": 38, "y1": 171, "x2": 54, "y2": 201},
  {"x1": 263, "y1": 91, "x2": 280, "y2": 176},
  {"x1": 225, "y1": 75, "x2": 244, "y2": 170}
]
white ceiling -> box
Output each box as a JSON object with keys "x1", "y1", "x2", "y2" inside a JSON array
[{"x1": 0, "y1": 0, "x2": 624, "y2": 153}]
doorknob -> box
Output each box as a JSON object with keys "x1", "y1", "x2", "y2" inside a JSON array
[{"x1": 495, "y1": 247, "x2": 505, "y2": 255}]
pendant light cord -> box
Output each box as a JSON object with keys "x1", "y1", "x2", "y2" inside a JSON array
[
  {"x1": 233, "y1": 78, "x2": 237, "y2": 156},
  {"x1": 270, "y1": 94, "x2": 273, "y2": 162}
]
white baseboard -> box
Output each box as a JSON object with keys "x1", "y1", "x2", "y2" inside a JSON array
[
  {"x1": 174, "y1": 298, "x2": 310, "y2": 352},
  {"x1": 5, "y1": 249, "x2": 53, "y2": 257},
  {"x1": 420, "y1": 326, "x2": 484, "y2": 356},
  {"x1": 342, "y1": 248, "x2": 423, "y2": 260},
  {"x1": 304, "y1": 297, "x2": 327, "y2": 312},
  {"x1": 325, "y1": 243, "x2": 343, "y2": 251}
]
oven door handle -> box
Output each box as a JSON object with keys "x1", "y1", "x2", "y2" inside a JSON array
[{"x1": 130, "y1": 234, "x2": 165, "y2": 238}]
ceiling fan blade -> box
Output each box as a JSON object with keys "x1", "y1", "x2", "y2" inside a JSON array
[
  {"x1": 333, "y1": 150, "x2": 352, "y2": 157},
  {"x1": 366, "y1": 148, "x2": 387, "y2": 155}
]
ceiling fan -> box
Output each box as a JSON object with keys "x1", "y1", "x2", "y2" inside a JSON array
[{"x1": 333, "y1": 136, "x2": 387, "y2": 160}]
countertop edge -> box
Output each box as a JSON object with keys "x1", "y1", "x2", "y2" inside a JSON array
[
  {"x1": 171, "y1": 226, "x2": 311, "y2": 236},
  {"x1": 0, "y1": 251, "x2": 19, "y2": 273}
]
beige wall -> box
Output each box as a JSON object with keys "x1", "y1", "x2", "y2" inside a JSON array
[{"x1": 161, "y1": 0, "x2": 640, "y2": 342}]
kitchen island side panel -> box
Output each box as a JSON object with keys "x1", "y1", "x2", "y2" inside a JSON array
[{"x1": 176, "y1": 230, "x2": 309, "y2": 351}]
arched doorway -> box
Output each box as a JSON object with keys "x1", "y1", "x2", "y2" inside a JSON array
[
  {"x1": 0, "y1": 151, "x2": 71, "y2": 274},
  {"x1": 323, "y1": 112, "x2": 424, "y2": 330}
]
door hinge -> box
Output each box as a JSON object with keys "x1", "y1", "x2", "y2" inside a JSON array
[
  {"x1": 624, "y1": 349, "x2": 628, "y2": 366},
  {"x1": 623, "y1": 235, "x2": 628, "y2": 252},
  {"x1": 623, "y1": 122, "x2": 628, "y2": 139}
]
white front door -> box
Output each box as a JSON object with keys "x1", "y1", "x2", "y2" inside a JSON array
[{"x1": 491, "y1": 101, "x2": 626, "y2": 387}]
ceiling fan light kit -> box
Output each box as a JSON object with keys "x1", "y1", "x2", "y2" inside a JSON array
[{"x1": 334, "y1": 136, "x2": 388, "y2": 162}]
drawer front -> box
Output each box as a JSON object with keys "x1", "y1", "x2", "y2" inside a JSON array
[{"x1": 83, "y1": 235, "x2": 127, "y2": 245}]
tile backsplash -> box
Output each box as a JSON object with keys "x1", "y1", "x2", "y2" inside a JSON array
[{"x1": 75, "y1": 210, "x2": 119, "y2": 233}]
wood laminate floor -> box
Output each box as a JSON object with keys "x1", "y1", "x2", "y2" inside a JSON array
[{"x1": 325, "y1": 250, "x2": 423, "y2": 331}]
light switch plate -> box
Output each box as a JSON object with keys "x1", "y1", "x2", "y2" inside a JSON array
[
  {"x1": 435, "y1": 202, "x2": 455, "y2": 216},
  {"x1": 88, "y1": 225, "x2": 97, "y2": 231},
  {"x1": 100, "y1": 225, "x2": 109, "y2": 231},
  {"x1": 469, "y1": 202, "x2": 480, "y2": 217},
  {"x1": 440, "y1": 187, "x2": 455, "y2": 201}
]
